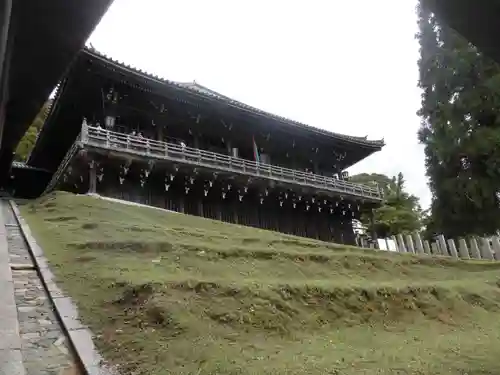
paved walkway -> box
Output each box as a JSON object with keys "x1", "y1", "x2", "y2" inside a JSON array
[{"x1": 0, "y1": 202, "x2": 79, "y2": 375}]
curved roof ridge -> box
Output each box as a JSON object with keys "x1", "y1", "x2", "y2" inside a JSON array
[{"x1": 82, "y1": 47, "x2": 385, "y2": 148}]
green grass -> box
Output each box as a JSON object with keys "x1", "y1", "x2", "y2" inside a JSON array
[{"x1": 20, "y1": 191, "x2": 500, "y2": 375}]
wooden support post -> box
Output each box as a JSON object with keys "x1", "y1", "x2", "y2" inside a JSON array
[
  {"x1": 0, "y1": 0, "x2": 12, "y2": 87},
  {"x1": 216, "y1": 204, "x2": 222, "y2": 221},
  {"x1": 0, "y1": 0, "x2": 12, "y2": 146},
  {"x1": 369, "y1": 209, "x2": 377, "y2": 248},
  {"x1": 88, "y1": 162, "x2": 97, "y2": 194},
  {"x1": 157, "y1": 123, "x2": 164, "y2": 141},
  {"x1": 178, "y1": 197, "x2": 185, "y2": 214},
  {"x1": 198, "y1": 199, "x2": 204, "y2": 217},
  {"x1": 233, "y1": 202, "x2": 239, "y2": 224}
]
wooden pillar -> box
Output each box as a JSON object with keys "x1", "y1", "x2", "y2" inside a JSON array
[
  {"x1": 178, "y1": 197, "x2": 185, "y2": 214},
  {"x1": 0, "y1": 0, "x2": 12, "y2": 85},
  {"x1": 0, "y1": 0, "x2": 12, "y2": 146},
  {"x1": 193, "y1": 135, "x2": 200, "y2": 149},
  {"x1": 198, "y1": 199, "x2": 204, "y2": 217},
  {"x1": 216, "y1": 203, "x2": 222, "y2": 221},
  {"x1": 88, "y1": 161, "x2": 97, "y2": 194},
  {"x1": 369, "y1": 209, "x2": 377, "y2": 247},
  {"x1": 313, "y1": 160, "x2": 319, "y2": 174},
  {"x1": 157, "y1": 123, "x2": 164, "y2": 141}
]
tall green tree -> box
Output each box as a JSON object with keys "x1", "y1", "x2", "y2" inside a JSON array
[
  {"x1": 417, "y1": 2, "x2": 500, "y2": 237},
  {"x1": 350, "y1": 172, "x2": 423, "y2": 237},
  {"x1": 14, "y1": 101, "x2": 51, "y2": 162}
]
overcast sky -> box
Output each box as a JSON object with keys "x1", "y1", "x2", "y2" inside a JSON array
[{"x1": 88, "y1": 0, "x2": 429, "y2": 208}]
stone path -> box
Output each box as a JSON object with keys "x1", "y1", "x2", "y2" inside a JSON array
[{"x1": 0, "y1": 202, "x2": 81, "y2": 375}]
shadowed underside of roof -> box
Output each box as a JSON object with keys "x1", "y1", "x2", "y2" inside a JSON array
[
  {"x1": 424, "y1": 0, "x2": 500, "y2": 64},
  {"x1": 83, "y1": 48, "x2": 385, "y2": 150}
]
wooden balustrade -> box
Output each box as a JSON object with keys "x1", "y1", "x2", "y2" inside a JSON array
[{"x1": 75, "y1": 124, "x2": 383, "y2": 201}]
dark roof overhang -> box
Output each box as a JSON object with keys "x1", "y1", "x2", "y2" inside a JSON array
[
  {"x1": 424, "y1": 0, "x2": 500, "y2": 64},
  {"x1": 0, "y1": 0, "x2": 114, "y2": 183}
]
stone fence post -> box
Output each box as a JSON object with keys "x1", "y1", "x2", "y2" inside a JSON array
[
  {"x1": 457, "y1": 238, "x2": 470, "y2": 260},
  {"x1": 437, "y1": 235, "x2": 448, "y2": 256},
  {"x1": 396, "y1": 234, "x2": 406, "y2": 253},
  {"x1": 480, "y1": 237, "x2": 494, "y2": 260},
  {"x1": 413, "y1": 233, "x2": 424, "y2": 254}
]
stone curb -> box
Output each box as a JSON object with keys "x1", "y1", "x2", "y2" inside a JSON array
[{"x1": 9, "y1": 200, "x2": 118, "y2": 375}]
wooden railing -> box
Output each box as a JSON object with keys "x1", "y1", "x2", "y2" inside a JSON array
[
  {"x1": 78, "y1": 124, "x2": 382, "y2": 201},
  {"x1": 43, "y1": 141, "x2": 80, "y2": 195}
]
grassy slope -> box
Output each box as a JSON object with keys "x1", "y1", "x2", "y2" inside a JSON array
[{"x1": 20, "y1": 192, "x2": 500, "y2": 375}]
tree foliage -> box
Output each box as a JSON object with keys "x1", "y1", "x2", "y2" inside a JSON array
[
  {"x1": 350, "y1": 172, "x2": 423, "y2": 237},
  {"x1": 14, "y1": 101, "x2": 51, "y2": 162},
  {"x1": 417, "y1": 2, "x2": 500, "y2": 237}
]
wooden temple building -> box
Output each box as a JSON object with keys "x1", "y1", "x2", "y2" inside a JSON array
[{"x1": 26, "y1": 48, "x2": 385, "y2": 245}]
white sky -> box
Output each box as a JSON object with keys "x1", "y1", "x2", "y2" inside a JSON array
[{"x1": 88, "y1": 0, "x2": 430, "y2": 208}]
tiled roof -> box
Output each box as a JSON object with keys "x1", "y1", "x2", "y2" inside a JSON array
[{"x1": 83, "y1": 47, "x2": 385, "y2": 149}]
